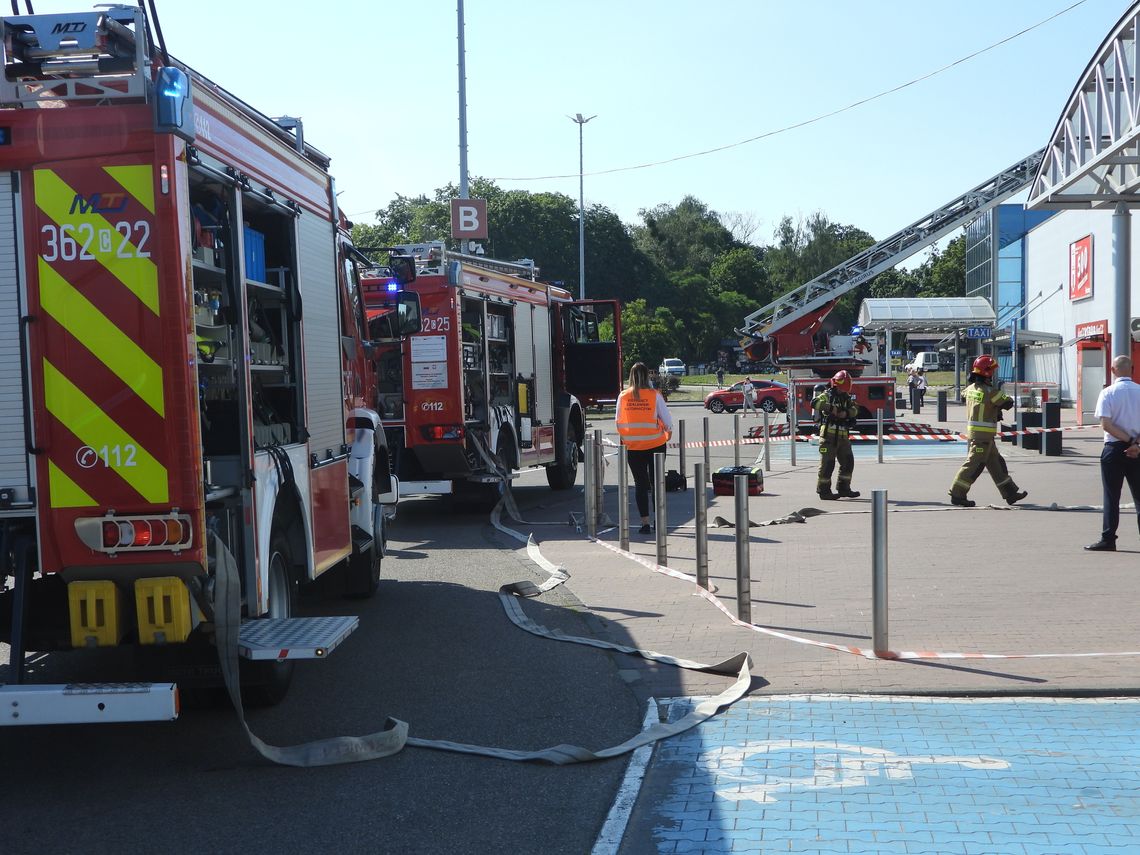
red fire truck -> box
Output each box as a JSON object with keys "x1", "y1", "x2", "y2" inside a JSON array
[
  {"x1": 0, "y1": 6, "x2": 419, "y2": 723},
  {"x1": 363, "y1": 243, "x2": 622, "y2": 497}
]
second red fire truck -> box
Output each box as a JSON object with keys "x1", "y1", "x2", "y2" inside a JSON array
[{"x1": 363, "y1": 243, "x2": 622, "y2": 498}]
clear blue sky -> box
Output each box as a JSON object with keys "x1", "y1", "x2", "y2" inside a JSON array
[{"x1": 35, "y1": 1, "x2": 1135, "y2": 247}]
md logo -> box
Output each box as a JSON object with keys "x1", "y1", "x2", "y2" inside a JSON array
[{"x1": 69, "y1": 193, "x2": 129, "y2": 215}]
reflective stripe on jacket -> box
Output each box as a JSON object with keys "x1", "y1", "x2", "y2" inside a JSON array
[
  {"x1": 964, "y1": 381, "x2": 1010, "y2": 437},
  {"x1": 616, "y1": 388, "x2": 670, "y2": 450},
  {"x1": 812, "y1": 389, "x2": 858, "y2": 433}
]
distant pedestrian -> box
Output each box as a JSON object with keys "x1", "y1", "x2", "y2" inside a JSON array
[
  {"x1": 716, "y1": 366, "x2": 725, "y2": 389},
  {"x1": 948, "y1": 355, "x2": 1027, "y2": 507},
  {"x1": 1085, "y1": 355, "x2": 1140, "y2": 552},
  {"x1": 616, "y1": 362, "x2": 674, "y2": 535},
  {"x1": 915, "y1": 368, "x2": 928, "y2": 407},
  {"x1": 741, "y1": 377, "x2": 758, "y2": 416}
]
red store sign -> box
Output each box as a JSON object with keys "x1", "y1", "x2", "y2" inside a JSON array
[
  {"x1": 1075, "y1": 318, "x2": 1108, "y2": 339},
  {"x1": 1069, "y1": 235, "x2": 1093, "y2": 301}
]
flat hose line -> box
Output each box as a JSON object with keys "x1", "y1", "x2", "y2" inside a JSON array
[{"x1": 209, "y1": 490, "x2": 754, "y2": 767}]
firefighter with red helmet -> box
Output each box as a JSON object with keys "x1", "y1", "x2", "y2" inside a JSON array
[
  {"x1": 948, "y1": 355, "x2": 1028, "y2": 507},
  {"x1": 812, "y1": 370, "x2": 861, "y2": 500}
]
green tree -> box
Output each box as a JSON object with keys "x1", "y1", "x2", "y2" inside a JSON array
[
  {"x1": 634, "y1": 196, "x2": 736, "y2": 277},
  {"x1": 618, "y1": 298, "x2": 676, "y2": 372},
  {"x1": 921, "y1": 234, "x2": 966, "y2": 297},
  {"x1": 710, "y1": 246, "x2": 770, "y2": 305},
  {"x1": 583, "y1": 205, "x2": 653, "y2": 304}
]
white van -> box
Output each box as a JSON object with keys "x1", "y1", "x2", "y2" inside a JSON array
[{"x1": 904, "y1": 352, "x2": 940, "y2": 372}]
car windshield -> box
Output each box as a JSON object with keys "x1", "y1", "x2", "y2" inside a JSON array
[{"x1": 664, "y1": 359, "x2": 682, "y2": 366}]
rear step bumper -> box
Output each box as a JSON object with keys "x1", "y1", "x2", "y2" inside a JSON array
[{"x1": 0, "y1": 682, "x2": 178, "y2": 725}]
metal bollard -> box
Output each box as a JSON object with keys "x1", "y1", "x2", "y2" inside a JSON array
[
  {"x1": 618, "y1": 446, "x2": 629, "y2": 551},
  {"x1": 937, "y1": 389, "x2": 947, "y2": 422},
  {"x1": 877, "y1": 408, "x2": 884, "y2": 464},
  {"x1": 872, "y1": 489, "x2": 889, "y2": 654},
  {"x1": 695, "y1": 462, "x2": 708, "y2": 590},
  {"x1": 584, "y1": 435, "x2": 597, "y2": 538},
  {"x1": 597, "y1": 428, "x2": 606, "y2": 522},
  {"x1": 733, "y1": 413, "x2": 741, "y2": 468},
  {"x1": 654, "y1": 452, "x2": 667, "y2": 565},
  {"x1": 910, "y1": 386, "x2": 920, "y2": 415},
  {"x1": 735, "y1": 474, "x2": 751, "y2": 623},
  {"x1": 679, "y1": 420, "x2": 687, "y2": 478},
  {"x1": 703, "y1": 417, "x2": 711, "y2": 482},
  {"x1": 762, "y1": 408, "x2": 771, "y2": 472},
  {"x1": 790, "y1": 405, "x2": 797, "y2": 466}
]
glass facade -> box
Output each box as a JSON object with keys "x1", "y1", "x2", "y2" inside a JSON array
[
  {"x1": 965, "y1": 209, "x2": 993, "y2": 306},
  {"x1": 964, "y1": 205, "x2": 1055, "y2": 382}
]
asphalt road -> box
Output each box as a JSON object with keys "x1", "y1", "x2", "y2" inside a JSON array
[{"x1": 0, "y1": 479, "x2": 642, "y2": 855}]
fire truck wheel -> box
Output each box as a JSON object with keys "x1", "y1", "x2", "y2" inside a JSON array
[
  {"x1": 240, "y1": 534, "x2": 297, "y2": 707},
  {"x1": 546, "y1": 430, "x2": 580, "y2": 490},
  {"x1": 495, "y1": 432, "x2": 516, "y2": 472}
]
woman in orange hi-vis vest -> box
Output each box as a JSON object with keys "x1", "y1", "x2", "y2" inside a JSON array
[{"x1": 616, "y1": 362, "x2": 674, "y2": 534}]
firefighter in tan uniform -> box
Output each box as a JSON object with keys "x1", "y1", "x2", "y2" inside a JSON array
[
  {"x1": 813, "y1": 370, "x2": 861, "y2": 500},
  {"x1": 948, "y1": 355, "x2": 1028, "y2": 508}
]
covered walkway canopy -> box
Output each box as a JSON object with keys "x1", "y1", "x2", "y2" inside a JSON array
[{"x1": 856, "y1": 297, "x2": 995, "y2": 332}]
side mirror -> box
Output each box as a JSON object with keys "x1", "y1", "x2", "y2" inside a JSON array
[
  {"x1": 396, "y1": 292, "x2": 421, "y2": 336},
  {"x1": 389, "y1": 255, "x2": 417, "y2": 285}
]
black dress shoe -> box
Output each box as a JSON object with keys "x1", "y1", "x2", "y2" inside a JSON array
[
  {"x1": 638, "y1": 524, "x2": 652, "y2": 535},
  {"x1": 1084, "y1": 540, "x2": 1116, "y2": 552}
]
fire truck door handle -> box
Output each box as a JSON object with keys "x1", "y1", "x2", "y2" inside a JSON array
[{"x1": 18, "y1": 315, "x2": 44, "y2": 455}]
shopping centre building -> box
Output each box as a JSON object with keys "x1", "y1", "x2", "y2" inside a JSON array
[{"x1": 961, "y1": 3, "x2": 1140, "y2": 424}]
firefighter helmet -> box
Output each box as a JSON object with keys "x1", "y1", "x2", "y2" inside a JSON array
[
  {"x1": 971, "y1": 355, "x2": 999, "y2": 378},
  {"x1": 830, "y1": 370, "x2": 852, "y2": 393}
]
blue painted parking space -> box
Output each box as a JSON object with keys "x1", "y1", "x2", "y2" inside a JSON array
[{"x1": 638, "y1": 695, "x2": 1140, "y2": 854}]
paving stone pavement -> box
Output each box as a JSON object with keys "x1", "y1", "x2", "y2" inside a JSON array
[
  {"x1": 501, "y1": 398, "x2": 1140, "y2": 854},
  {"x1": 521, "y1": 401, "x2": 1140, "y2": 702}
]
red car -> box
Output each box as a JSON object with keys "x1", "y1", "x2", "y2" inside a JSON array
[{"x1": 704, "y1": 380, "x2": 789, "y2": 414}]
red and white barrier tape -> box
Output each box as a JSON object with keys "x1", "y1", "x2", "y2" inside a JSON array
[
  {"x1": 602, "y1": 423, "x2": 1101, "y2": 450},
  {"x1": 590, "y1": 532, "x2": 1140, "y2": 662}
]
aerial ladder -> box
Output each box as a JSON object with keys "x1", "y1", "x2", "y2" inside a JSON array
[{"x1": 736, "y1": 149, "x2": 1046, "y2": 376}]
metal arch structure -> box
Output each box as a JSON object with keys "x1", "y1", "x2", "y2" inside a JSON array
[
  {"x1": 1028, "y1": 1, "x2": 1140, "y2": 361},
  {"x1": 1028, "y1": 3, "x2": 1140, "y2": 208}
]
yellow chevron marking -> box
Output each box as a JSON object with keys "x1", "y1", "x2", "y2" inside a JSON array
[
  {"x1": 38, "y1": 259, "x2": 165, "y2": 417},
  {"x1": 43, "y1": 359, "x2": 169, "y2": 504},
  {"x1": 34, "y1": 169, "x2": 159, "y2": 315},
  {"x1": 48, "y1": 460, "x2": 96, "y2": 508},
  {"x1": 103, "y1": 164, "x2": 155, "y2": 214}
]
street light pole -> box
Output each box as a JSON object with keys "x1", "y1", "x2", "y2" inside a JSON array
[{"x1": 570, "y1": 113, "x2": 596, "y2": 300}]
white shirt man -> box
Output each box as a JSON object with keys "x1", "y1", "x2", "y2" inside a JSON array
[{"x1": 1086, "y1": 355, "x2": 1140, "y2": 551}]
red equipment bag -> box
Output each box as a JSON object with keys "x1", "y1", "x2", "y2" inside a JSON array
[{"x1": 712, "y1": 465, "x2": 764, "y2": 496}]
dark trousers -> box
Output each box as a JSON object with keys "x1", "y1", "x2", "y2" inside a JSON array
[
  {"x1": 816, "y1": 426, "x2": 854, "y2": 492},
  {"x1": 1100, "y1": 441, "x2": 1140, "y2": 542},
  {"x1": 626, "y1": 444, "x2": 667, "y2": 518}
]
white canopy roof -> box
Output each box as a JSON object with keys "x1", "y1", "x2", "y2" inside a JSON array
[{"x1": 857, "y1": 297, "x2": 996, "y2": 332}]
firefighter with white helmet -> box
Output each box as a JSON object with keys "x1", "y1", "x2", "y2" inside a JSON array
[
  {"x1": 812, "y1": 370, "x2": 860, "y2": 500},
  {"x1": 948, "y1": 355, "x2": 1028, "y2": 508}
]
